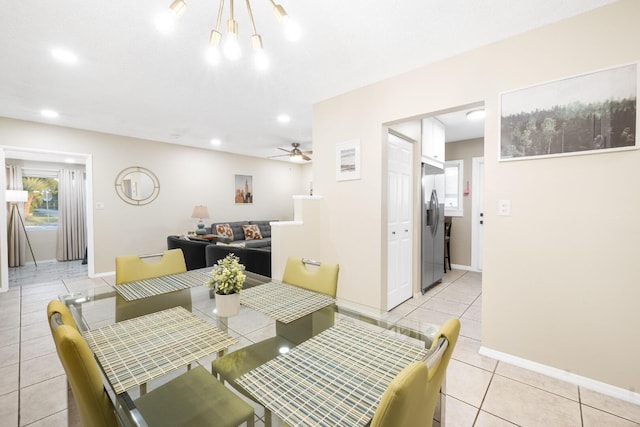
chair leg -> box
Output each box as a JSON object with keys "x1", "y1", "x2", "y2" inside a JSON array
[{"x1": 446, "y1": 241, "x2": 451, "y2": 270}]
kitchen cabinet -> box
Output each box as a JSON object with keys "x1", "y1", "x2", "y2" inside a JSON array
[{"x1": 422, "y1": 117, "x2": 445, "y2": 164}]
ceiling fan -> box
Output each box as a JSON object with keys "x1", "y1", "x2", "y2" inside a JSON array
[{"x1": 271, "y1": 142, "x2": 312, "y2": 162}]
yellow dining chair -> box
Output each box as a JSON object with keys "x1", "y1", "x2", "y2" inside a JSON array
[
  {"x1": 115, "y1": 248, "x2": 187, "y2": 284},
  {"x1": 115, "y1": 249, "x2": 191, "y2": 321},
  {"x1": 281, "y1": 256, "x2": 339, "y2": 297},
  {"x1": 277, "y1": 256, "x2": 340, "y2": 344},
  {"x1": 370, "y1": 318, "x2": 460, "y2": 427},
  {"x1": 48, "y1": 301, "x2": 255, "y2": 427}
]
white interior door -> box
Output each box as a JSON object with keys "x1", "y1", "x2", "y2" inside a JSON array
[
  {"x1": 387, "y1": 133, "x2": 413, "y2": 310},
  {"x1": 471, "y1": 157, "x2": 484, "y2": 271}
]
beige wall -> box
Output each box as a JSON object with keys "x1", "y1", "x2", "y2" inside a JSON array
[
  {"x1": 312, "y1": 0, "x2": 640, "y2": 394},
  {"x1": 0, "y1": 118, "x2": 307, "y2": 275},
  {"x1": 445, "y1": 138, "x2": 484, "y2": 267}
]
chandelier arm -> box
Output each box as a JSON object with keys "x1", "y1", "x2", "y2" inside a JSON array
[
  {"x1": 245, "y1": 0, "x2": 258, "y2": 35},
  {"x1": 215, "y1": 0, "x2": 225, "y2": 31}
]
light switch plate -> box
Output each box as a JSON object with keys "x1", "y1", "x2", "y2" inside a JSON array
[
  {"x1": 498, "y1": 199, "x2": 511, "y2": 216},
  {"x1": 95, "y1": 202, "x2": 105, "y2": 210}
]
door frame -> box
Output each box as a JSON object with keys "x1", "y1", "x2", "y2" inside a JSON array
[
  {"x1": 471, "y1": 156, "x2": 484, "y2": 271},
  {"x1": 0, "y1": 146, "x2": 94, "y2": 292}
]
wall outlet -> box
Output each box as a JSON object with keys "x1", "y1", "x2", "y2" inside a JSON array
[{"x1": 498, "y1": 199, "x2": 511, "y2": 216}]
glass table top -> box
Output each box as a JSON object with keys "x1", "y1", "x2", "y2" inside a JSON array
[{"x1": 60, "y1": 271, "x2": 440, "y2": 427}]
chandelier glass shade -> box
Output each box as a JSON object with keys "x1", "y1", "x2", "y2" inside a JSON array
[{"x1": 157, "y1": 0, "x2": 300, "y2": 70}]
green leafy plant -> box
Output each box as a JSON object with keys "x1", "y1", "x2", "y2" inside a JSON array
[{"x1": 205, "y1": 254, "x2": 246, "y2": 295}]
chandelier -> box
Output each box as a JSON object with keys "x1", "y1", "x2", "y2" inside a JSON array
[{"x1": 156, "y1": 0, "x2": 301, "y2": 70}]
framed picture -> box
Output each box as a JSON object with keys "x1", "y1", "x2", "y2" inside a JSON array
[
  {"x1": 234, "y1": 174, "x2": 253, "y2": 204},
  {"x1": 336, "y1": 139, "x2": 361, "y2": 181},
  {"x1": 500, "y1": 63, "x2": 638, "y2": 161}
]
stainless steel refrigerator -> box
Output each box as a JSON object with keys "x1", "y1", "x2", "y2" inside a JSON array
[{"x1": 421, "y1": 162, "x2": 445, "y2": 293}]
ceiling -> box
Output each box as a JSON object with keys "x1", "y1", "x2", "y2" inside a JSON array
[{"x1": 0, "y1": 0, "x2": 616, "y2": 160}]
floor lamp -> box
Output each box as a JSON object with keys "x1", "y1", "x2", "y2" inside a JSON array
[{"x1": 6, "y1": 190, "x2": 37, "y2": 267}]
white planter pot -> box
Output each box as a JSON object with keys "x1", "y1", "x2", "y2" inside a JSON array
[{"x1": 215, "y1": 292, "x2": 240, "y2": 317}]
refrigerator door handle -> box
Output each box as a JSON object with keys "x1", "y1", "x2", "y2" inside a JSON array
[
  {"x1": 430, "y1": 190, "x2": 438, "y2": 235},
  {"x1": 433, "y1": 190, "x2": 440, "y2": 235}
]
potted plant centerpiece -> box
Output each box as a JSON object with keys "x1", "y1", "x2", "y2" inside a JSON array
[{"x1": 205, "y1": 253, "x2": 246, "y2": 317}]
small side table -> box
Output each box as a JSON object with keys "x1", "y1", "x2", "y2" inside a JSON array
[{"x1": 189, "y1": 234, "x2": 219, "y2": 242}]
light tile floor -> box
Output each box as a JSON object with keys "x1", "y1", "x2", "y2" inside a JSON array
[{"x1": 1, "y1": 262, "x2": 639, "y2": 426}]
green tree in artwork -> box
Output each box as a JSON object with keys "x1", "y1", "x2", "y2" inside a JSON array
[{"x1": 541, "y1": 117, "x2": 557, "y2": 154}]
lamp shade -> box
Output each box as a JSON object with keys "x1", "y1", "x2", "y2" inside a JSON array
[
  {"x1": 191, "y1": 205, "x2": 210, "y2": 220},
  {"x1": 6, "y1": 190, "x2": 28, "y2": 203}
]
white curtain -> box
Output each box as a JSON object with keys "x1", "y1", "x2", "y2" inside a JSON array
[
  {"x1": 57, "y1": 169, "x2": 87, "y2": 261},
  {"x1": 6, "y1": 165, "x2": 26, "y2": 267}
]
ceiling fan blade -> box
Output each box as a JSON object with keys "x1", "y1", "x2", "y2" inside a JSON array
[
  {"x1": 302, "y1": 150, "x2": 313, "y2": 155},
  {"x1": 302, "y1": 154, "x2": 312, "y2": 161},
  {"x1": 268, "y1": 154, "x2": 289, "y2": 158},
  {"x1": 277, "y1": 147, "x2": 291, "y2": 153}
]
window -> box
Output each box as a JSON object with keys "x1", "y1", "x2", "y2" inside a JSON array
[
  {"x1": 22, "y1": 171, "x2": 59, "y2": 228},
  {"x1": 444, "y1": 160, "x2": 463, "y2": 217}
]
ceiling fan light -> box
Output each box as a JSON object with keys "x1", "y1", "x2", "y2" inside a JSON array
[{"x1": 290, "y1": 153, "x2": 304, "y2": 163}]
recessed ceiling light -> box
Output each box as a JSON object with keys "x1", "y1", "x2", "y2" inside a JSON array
[
  {"x1": 277, "y1": 114, "x2": 290, "y2": 123},
  {"x1": 210, "y1": 138, "x2": 221, "y2": 146},
  {"x1": 51, "y1": 48, "x2": 78, "y2": 64},
  {"x1": 466, "y1": 109, "x2": 486, "y2": 120},
  {"x1": 40, "y1": 109, "x2": 59, "y2": 118}
]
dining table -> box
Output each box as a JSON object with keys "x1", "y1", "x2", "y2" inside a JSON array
[{"x1": 60, "y1": 267, "x2": 442, "y2": 427}]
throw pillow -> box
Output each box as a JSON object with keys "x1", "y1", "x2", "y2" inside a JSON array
[
  {"x1": 216, "y1": 223, "x2": 234, "y2": 240},
  {"x1": 242, "y1": 224, "x2": 263, "y2": 240}
]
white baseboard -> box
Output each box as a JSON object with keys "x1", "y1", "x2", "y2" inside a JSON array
[
  {"x1": 449, "y1": 263, "x2": 482, "y2": 272},
  {"x1": 479, "y1": 346, "x2": 640, "y2": 406},
  {"x1": 90, "y1": 270, "x2": 114, "y2": 279}
]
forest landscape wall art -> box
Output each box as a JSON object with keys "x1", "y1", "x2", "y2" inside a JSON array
[{"x1": 500, "y1": 63, "x2": 637, "y2": 161}]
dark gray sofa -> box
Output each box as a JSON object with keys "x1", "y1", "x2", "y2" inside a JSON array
[
  {"x1": 167, "y1": 220, "x2": 274, "y2": 276},
  {"x1": 205, "y1": 244, "x2": 271, "y2": 278},
  {"x1": 167, "y1": 235, "x2": 210, "y2": 270},
  {"x1": 211, "y1": 220, "x2": 274, "y2": 249}
]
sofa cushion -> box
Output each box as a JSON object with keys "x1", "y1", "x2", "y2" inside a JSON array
[
  {"x1": 215, "y1": 224, "x2": 234, "y2": 240},
  {"x1": 244, "y1": 238, "x2": 270, "y2": 248},
  {"x1": 242, "y1": 224, "x2": 263, "y2": 240},
  {"x1": 249, "y1": 220, "x2": 273, "y2": 238}
]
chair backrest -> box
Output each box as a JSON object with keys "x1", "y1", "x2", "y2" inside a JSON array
[
  {"x1": 444, "y1": 216, "x2": 452, "y2": 239},
  {"x1": 48, "y1": 301, "x2": 117, "y2": 427},
  {"x1": 370, "y1": 318, "x2": 460, "y2": 427},
  {"x1": 47, "y1": 300, "x2": 79, "y2": 333},
  {"x1": 115, "y1": 248, "x2": 187, "y2": 285},
  {"x1": 282, "y1": 256, "x2": 339, "y2": 297}
]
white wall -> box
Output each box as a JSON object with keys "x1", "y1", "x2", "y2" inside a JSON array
[
  {"x1": 0, "y1": 117, "x2": 308, "y2": 275},
  {"x1": 311, "y1": 0, "x2": 640, "y2": 395}
]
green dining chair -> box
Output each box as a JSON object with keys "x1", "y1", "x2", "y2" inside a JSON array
[
  {"x1": 115, "y1": 249, "x2": 192, "y2": 321},
  {"x1": 281, "y1": 256, "x2": 339, "y2": 297},
  {"x1": 370, "y1": 318, "x2": 460, "y2": 427},
  {"x1": 48, "y1": 300, "x2": 255, "y2": 427}
]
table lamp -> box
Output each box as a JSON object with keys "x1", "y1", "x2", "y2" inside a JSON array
[{"x1": 191, "y1": 205, "x2": 210, "y2": 235}]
